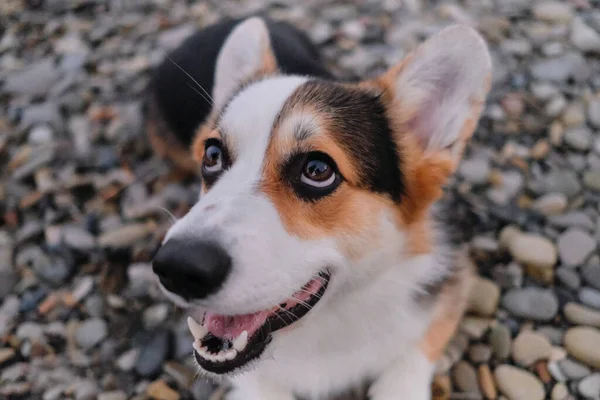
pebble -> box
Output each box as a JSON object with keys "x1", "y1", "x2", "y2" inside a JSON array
[
  {"x1": 564, "y1": 302, "x2": 600, "y2": 327},
  {"x1": 478, "y1": 364, "x2": 496, "y2": 400},
  {"x1": 459, "y1": 156, "x2": 490, "y2": 185},
  {"x1": 578, "y1": 373, "x2": 600, "y2": 399},
  {"x1": 557, "y1": 267, "x2": 581, "y2": 290},
  {"x1": 588, "y1": 97, "x2": 600, "y2": 128},
  {"x1": 571, "y1": 17, "x2": 600, "y2": 53},
  {"x1": 460, "y1": 317, "x2": 492, "y2": 339},
  {"x1": 467, "y1": 277, "x2": 500, "y2": 317},
  {"x1": 97, "y1": 391, "x2": 128, "y2": 400},
  {"x1": 559, "y1": 358, "x2": 591, "y2": 380},
  {"x1": 453, "y1": 361, "x2": 481, "y2": 395},
  {"x1": 564, "y1": 327, "x2": 600, "y2": 368},
  {"x1": 116, "y1": 348, "x2": 139, "y2": 372},
  {"x1": 143, "y1": 303, "x2": 169, "y2": 329},
  {"x1": 494, "y1": 364, "x2": 545, "y2": 400},
  {"x1": 502, "y1": 288, "x2": 559, "y2": 321},
  {"x1": 529, "y1": 52, "x2": 589, "y2": 83},
  {"x1": 490, "y1": 324, "x2": 512, "y2": 361},
  {"x1": 507, "y1": 232, "x2": 557, "y2": 270},
  {"x1": 564, "y1": 127, "x2": 592, "y2": 151},
  {"x1": 4, "y1": 58, "x2": 61, "y2": 96},
  {"x1": 532, "y1": 193, "x2": 568, "y2": 216},
  {"x1": 558, "y1": 228, "x2": 596, "y2": 267},
  {"x1": 75, "y1": 318, "x2": 108, "y2": 349},
  {"x1": 579, "y1": 287, "x2": 600, "y2": 309},
  {"x1": 551, "y1": 383, "x2": 570, "y2": 400},
  {"x1": 135, "y1": 329, "x2": 171, "y2": 378},
  {"x1": 146, "y1": 380, "x2": 180, "y2": 400},
  {"x1": 583, "y1": 265, "x2": 600, "y2": 290},
  {"x1": 98, "y1": 223, "x2": 151, "y2": 248},
  {"x1": 469, "y1": 344, "x2": 492, "y2": 364},
  {"x1": 512, "y1": 331, "x2": 552, "y2": 367},
  {"x1": 583, "y1": 170, "x2": 600, "y2": 191},
  {"x1": 73, "y1": 379, "x2": 99, "y2": 400},
  {"x1": 533, "y1": 1, "x2": 574, "y2": 23}
]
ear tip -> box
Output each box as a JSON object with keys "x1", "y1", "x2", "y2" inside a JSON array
[
  {"x1": 439, "y1": 24, "x2": 492, "y2": 71},
  {"x1": 237, "y1": 16, "x2": 269, "y2": 35}
]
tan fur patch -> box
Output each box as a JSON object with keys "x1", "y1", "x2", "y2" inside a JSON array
[{"x1": 419, "y1": 251, "x2": 474, "y2": 362}]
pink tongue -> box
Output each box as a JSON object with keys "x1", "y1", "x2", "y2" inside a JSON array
[{"x1": 204, "y1": 310, "x2": 272, "y2": 339}]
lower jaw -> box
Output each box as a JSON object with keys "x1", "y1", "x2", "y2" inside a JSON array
[{"x1": 191, "y1": 271, "x2": 331, "y2": 374}]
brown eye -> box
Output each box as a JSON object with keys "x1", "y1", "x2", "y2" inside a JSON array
[
  {"x1": 301, "y1": 159, "x2": 335, "y2": 187},
  {"x1": 203, "y1": 143, "x2": 223, "y2": 173}
]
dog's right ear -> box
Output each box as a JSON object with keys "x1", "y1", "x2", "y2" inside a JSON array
[{"x1": 213, "y1": 17, "x2": 277, "y2": 111}]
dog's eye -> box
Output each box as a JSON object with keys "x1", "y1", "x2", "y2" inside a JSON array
[
  {"x1": 202, "y1": 140, "x2": 224, "y2": 174},
  {"x1": 292, "y1": 152, "x2": 341, "y2": 200},
  {"x1": 301, "y1": 159, "x2": 335, "y2": 187}
]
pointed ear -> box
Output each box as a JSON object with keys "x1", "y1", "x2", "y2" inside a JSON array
[
  {"x1": 378, "y1": 25, "x2": 492, "y2": 166},
  {"x1": 213, "y1": 17, "x2": 277, "y2": 110}
]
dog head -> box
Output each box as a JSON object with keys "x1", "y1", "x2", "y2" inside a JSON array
[{"x1": 152, "y1": 17, "x2": 492, "y2": 376}]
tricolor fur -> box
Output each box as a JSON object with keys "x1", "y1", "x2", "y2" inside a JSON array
[{"x1": 150, "y1": 16, "x2": 492, "y2": 400}]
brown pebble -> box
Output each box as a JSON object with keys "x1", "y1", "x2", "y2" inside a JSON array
[
  {"x1": 146, "y1": 380, "x2": 180, "y2": 400},
  {"x1": 432, "y1": 374, "x2": 452, "y2": 400},
  {"x1": 531, "y1": 139, "x2": 550, "y2": 159},
  {"x1": 39, "y1": 293, "x2": 61, "y2": 315},
  {"x1": 478, "y1": 364, "x2": 497, "y2": 400},
  {"x1": 535, "y1": 360, "x2": 552, "y2": 384}
]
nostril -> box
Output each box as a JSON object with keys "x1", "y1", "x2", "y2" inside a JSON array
[{"x1": 151, "y1": 239, "x2": 232, "y2": 301}]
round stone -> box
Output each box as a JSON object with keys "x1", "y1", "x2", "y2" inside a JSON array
[
  {"x1": 512, "y1": 331, "x2": 552, "y2": 367},
  {"x1": 556, "y1": 267, "x2": 581, "y2": 290},
  {"x1": 452, "y1": 361, "x2": 481, "y2": 395},
  {"x1": 578, "y1": 373, "x2": 600, "y2": 398},
  {"x1": 583, "y1": 170, "x2": 600, "y2": 191},
  {"x1": 75, "y1": 318, "x2": 108, "y2": 349},
  {"x1": 588, "y1": 97, "x2": 600, "y2": 128},
  {"x1": 557, "y1": 228, "x2": 596, "y2": 267},
  {"x1": 478, "y1": 364, "x2": 496, "y2": 400},
  {"x1": 507, "y1": 233, "x2": 557, "y2": 270},
  {"x1": 531, "y1": 193, "x2": 568, "y2": 216},
  {"x1": 501, "y1": 288, "x2": 559, "y2": 321},
  {"x1": 579, "y1": 287, "x2": 600, "y2": 309},
  {"x1": 494, "y1": 364, "x2": 545, "y2": 400},
  {"x1": 559, "y1": 358, "x2": 591, "y2": 380},
  {"x1": 563, "y1": 127, "x2": 592, "y2": 151},
  {"x1": 469, "y1": 344, "x2": 492, "y2": 364},
  {"x1": 564, "y1": 327, "x2": 600, "y2": 368},
  {"x1": 467, "y1": 277, "x2": 500, "y2": 317},
  {"x1": 564, "y1": 302, "x2": 600, "y2": 327},
  {"x1": 582, "y1": 265, "x2": 600, "y2": 290},
  {"x1": 551, "y1": 383, "x2": 569, "y2": 400},
  {"x1": 490, "y1": 324, "x2": 512, "y2": 361},
  {"x1": 532, "y1": 1, "x2": 573, "y2": 23}
]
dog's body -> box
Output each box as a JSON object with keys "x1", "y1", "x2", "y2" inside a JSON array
[{"x1": 148, "y1": 16, "x2": 491, "y2": 400}]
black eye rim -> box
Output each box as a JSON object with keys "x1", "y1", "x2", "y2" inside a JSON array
[
  {"x1": 284, "y1": 151, "x2": 343, "y2": 201},
  {"x1": 201, "y1": 138, "x2": 230, "y2": 184}
]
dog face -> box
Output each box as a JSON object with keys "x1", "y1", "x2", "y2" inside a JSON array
[{"x1": 152, "y1": 17, "x2": 491, "y2": 376}]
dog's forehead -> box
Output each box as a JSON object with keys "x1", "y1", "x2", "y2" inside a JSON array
[{"x1": 218, "y1": 76, "x2": 309, "y2": 156}]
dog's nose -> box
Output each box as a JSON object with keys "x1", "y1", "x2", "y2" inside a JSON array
[{"x1": 152, "y1": 239, "x2": 232, "y2": 301}]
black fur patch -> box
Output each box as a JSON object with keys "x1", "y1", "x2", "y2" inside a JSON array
[
  {"x1": 149, "y1": 16, "x2": 332, "y2": 147},
  {"x1": 278, "y1": 80, "x2": 405, "y2": 203}
]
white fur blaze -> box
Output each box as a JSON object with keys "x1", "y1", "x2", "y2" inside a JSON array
[
  {"x1": 213, "y1": 17, "x2": 276, "y2": 110},
  {"x1": 392, "y1": 25, "x2": 492, "y2": 153}
]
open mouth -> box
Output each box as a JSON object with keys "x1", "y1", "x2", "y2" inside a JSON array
[{"x1": 187, "y1": 270, "x2": 330, "y2": 374}]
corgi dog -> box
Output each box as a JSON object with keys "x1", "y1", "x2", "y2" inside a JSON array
[{"x1": 149, "y1": 15, "x2": 492, "y2": 400}]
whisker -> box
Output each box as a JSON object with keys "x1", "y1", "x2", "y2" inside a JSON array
[
  {"x1": 155, "y1": 206, "x2": 177, "y2": 225},
  {"x1": 186, "y1": 82, "x2": 214, "y2": 107},
  {"x1": 168, "y1": 55, "x2": 215, "y2": 106},
  {"x1": 288, "y1": 296, "x2": 315, "y2": 311}
]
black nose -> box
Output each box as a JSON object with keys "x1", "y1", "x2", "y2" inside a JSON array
[{"x1": 152, "y1": 239, "x2": 232, "y2": 301}]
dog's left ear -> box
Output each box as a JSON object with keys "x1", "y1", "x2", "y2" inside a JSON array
[
  {"x1": 376, "y1": 25, "x2": 492, "y2": 169},
  {"x1": 213, "y1": 17, "x2": 278, "y2": 111}
]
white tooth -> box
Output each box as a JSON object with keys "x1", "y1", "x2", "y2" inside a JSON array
[
  {"x1": 192, "y1": 341, "x2": 201, "y2": 353},
  {"x1": 215, "y1": 353, "x2": 226, "y2": 362},
  {"x1": 233, "y1": 331, "x2": 248, "y2": 352},
  {"x1": 187, "y1": 316, "x2": 208, "y2": 340},
  {"x1": 225, "y1": 349, "x2": 237, "y2": 360}
]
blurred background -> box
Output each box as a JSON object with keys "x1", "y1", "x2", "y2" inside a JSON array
[{"x1": 1, "y1": 0, "x2": 600, "y2": 399}]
